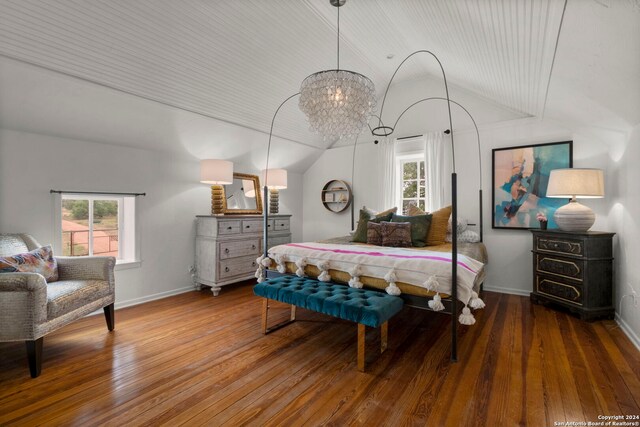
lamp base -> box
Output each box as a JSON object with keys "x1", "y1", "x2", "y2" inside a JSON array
[
  {"x1": 553, "y1": 200, "x2": 595, "y2": 231},
  {"x1": 269, "y1": 189, "x2": 279, "y2": 214},
  {"x1": 211, "y1": 185, "x2": 225, "y2": 215}
]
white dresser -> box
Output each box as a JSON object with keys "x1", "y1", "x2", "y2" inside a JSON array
[{"x1": 195, "y1": 214, "x2": 292, "y2": 295}]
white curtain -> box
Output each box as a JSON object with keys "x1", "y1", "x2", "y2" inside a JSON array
[
  {"x1": 381, "y1": 138, "x2": 396, "y2": 209},
  {"x1": 424, "y1": 132, "x2": 451, "y2": 212}
]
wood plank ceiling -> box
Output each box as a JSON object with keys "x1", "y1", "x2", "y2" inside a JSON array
[{"x1": 0, "y1": 0, "x2": 566, "y2": 148}]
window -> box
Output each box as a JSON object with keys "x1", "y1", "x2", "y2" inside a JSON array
[
  {"x1": 59, "y1": 194, "x2": 137, "y2": 264},
  {"x1": 397, "y1": 155, "x2": 427, "y2": 214}
]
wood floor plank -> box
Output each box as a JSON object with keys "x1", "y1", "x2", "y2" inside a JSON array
[{"x1": 0, "y1": 283, "x2": 638, "y2": 426}]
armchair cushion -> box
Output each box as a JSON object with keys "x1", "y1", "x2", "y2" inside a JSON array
[
  {"x1": 0, "y1": 245, "x2": 58, "y2": 282},
  {"x1": 46, "y1": 280, "x2": 111, "y2": 319}
]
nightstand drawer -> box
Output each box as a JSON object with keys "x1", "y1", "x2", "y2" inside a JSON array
[
  {"x1": 218, "y1": 220, "x2": 241, "y2": 235},
  {"x1": 535, "y1": 254, "x2": 583, "y2": 282},
  {"x1": 536, "y1": 236, "x2": 583, "y2": 257},
  {"x1": 219, "y1": 255, "x2": 258, "y2": 279},
  {"x1": 219, "y1": 239, "x2": 261, "y2": 260},
  {"x1": 536, "y1": 275, "x2": 583, "y2": 305}
]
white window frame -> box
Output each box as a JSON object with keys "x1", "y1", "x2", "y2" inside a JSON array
[
  {"x1": 53, "y1": 193, "x2": 140, "y2": 269},
  {"x1": 396, "y1": 152, "x2": 427, "y2": 214}
]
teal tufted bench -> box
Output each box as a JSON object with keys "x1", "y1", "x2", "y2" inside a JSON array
[{"x1": 254, "y1": 275, "x2": 404, "y2": 371}]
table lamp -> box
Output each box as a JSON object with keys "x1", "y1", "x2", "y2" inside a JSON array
[
  {"x1": 546, "y1": 168, "x2": 604, "y2": 231},
  {"x1": 200, "y1": 159, "x2": 233, "y2": 215},
  {"x1": 262, "y1": 168, "x2": 287, "y2": 214}
]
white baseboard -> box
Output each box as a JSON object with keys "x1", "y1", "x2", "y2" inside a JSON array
[
  {"x1": 87, "y1": 285, "x2": 196, "y2": 317},
  {"x1": 615, "y1": 313, "x2": 640, "y2": 352},
  {"x1": 483, "y1": 285, "x2": 530, "y2": 297},
  {"x1": 114, "y1": 285, "x2": 196, "y2": 310}
]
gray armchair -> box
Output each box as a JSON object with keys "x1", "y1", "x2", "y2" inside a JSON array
[{"x1": 0, "y1": 233, "x2": 115, "y2": 377}]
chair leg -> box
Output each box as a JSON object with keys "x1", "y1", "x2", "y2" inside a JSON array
[
  {"x1": 104, "y1": 303, "x2": 115, "y2": 331},
  {"x1": 26, "y1": 338, "x2": 43, "y2": 378}
]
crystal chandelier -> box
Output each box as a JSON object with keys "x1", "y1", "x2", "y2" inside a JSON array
[{"x1": 298, "y1": 0, "x2": 376, "y2": 140}]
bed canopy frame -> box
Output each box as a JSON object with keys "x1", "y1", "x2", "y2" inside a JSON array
[{"x1": 261, "y1": 50, "x2": 484, "y2": 362}]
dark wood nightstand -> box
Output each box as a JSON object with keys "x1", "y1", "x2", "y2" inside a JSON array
[{"x1": 530, "y1": 230, "x2": 615, "y2": 320}]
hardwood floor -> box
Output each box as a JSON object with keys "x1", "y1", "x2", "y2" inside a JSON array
[{"x1": 1, "y1": 282, "x2": 639, "y2": 426}]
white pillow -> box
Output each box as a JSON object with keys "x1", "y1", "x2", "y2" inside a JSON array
[
  {"x1": 447, "y1": 215, "x2": 468, "y2": 233},
  {"x1": 445, "y1": 229, "x2": 480, "y2": 243}
]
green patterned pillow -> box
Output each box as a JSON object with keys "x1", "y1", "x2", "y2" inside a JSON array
[
  {"x1": 391, "y1": 213, "x2": 432, "y2": 247},
  {"x1": 352, "y1": 207, "x2": 397, "y2": 243}
]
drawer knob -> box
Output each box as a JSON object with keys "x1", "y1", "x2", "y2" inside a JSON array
[
  {"x1": 227, "y1": 226, "x2": 233, "y2": 230},
  {"x1": 267, "y1": 224, "x2": 271, "y2": 228},
  {"x1": 225, "y1": 248, "x2": 229, "y2": 254},
  {"x1": 225, "y1": 267, "x2": 230, "y2": 272},
  {"x1": 246, "y1": 225, "x2": 250, "y2": 228},
  {"x1": 252, "y1": 261, "x2": 256, "y2": 266},
  {"x1": 252, "y1": 244, "x2": 256, "y2": 250},
  {"x1": 280, "y1": 223, "x2": 285, "y2": 226}
]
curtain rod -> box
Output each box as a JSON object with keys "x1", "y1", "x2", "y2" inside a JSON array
[
  {"x1": 395, "y1": 130, "x2": 449, "y2": 141},
  {"x1": 50, "y1": 190, "x2": 146, "y2": 197}
]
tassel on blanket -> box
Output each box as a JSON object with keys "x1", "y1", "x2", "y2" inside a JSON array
[
  {"x1": 468, "y1": 291, "x2": 485, "y2": 310},
  {"x1": 458, "y1": 306, "x2": 476, "y2": 325},
  {"x1": 428, "y1": 294, "x2": 445, "y2": 311},
  {"x1": 260, "y1": 257, "x2": 272, "y2": 268},
  {"x1": 274, "y1": 254, "x2": 287, "y2": 274},
  {"x1": 295, "y1": 257, "x2": 307, "y2": 278},
  {"x1": 255, "y1": 255, "x2": 266, "y2": 283},
  {"x1": 384, "y1": 269, "x2": 401, "y2": 296},
  {"x1": 423, "y1": 275, "x2": 439, "y2": 292},
  {"x1": 348, "y1": 264, "x2": 363, "y2": 289},
  {"x1": 317, "y1": 260, "x2": 331, "y2": 282}
]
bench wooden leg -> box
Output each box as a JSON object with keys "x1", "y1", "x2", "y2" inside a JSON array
[
  {"x1": 381, "y1": 321, "x2": 388, "y2": 354},
  {"x1": 261, "y1": 298, "x2": 296, "y2": 335},
  {"x1": 358, "y1": 323, "x2": 366, "y2": 372}
]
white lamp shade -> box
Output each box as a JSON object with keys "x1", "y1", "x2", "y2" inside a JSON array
[
  {"x1": 200, "y1": 159, "x2": 233, "y2": 185},
  {"x1": 262, "y1": 168, "x2": 288, "y2": 190},
  {"x1": 243, "y1": 179, "x2": 256, "y2": 198},
  {"x1": 546, "y1": 168, "x2": 604, "y2": 199}
]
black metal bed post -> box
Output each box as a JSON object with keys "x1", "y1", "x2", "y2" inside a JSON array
[
  {"x1": 262, "y1": 93, "x2": 300, "y2": 259},
  {"x1": 451, "y1": 172, "x2": 458, "y2": 362}
]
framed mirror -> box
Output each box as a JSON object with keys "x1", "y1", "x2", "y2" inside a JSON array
[{"x1": 223, "y1": 173, "x2": 263, "y2": 215}]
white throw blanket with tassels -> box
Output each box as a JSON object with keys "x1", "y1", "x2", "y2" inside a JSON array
[{"x1": 267, "y1": 242, "x2": 485, "y2": 307}]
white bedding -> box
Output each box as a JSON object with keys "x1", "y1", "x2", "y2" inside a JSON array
[{"x1": 266, "y1": 242, "x2": 485, "y2": 306}]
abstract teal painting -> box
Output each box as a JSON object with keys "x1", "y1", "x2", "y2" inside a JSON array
[{"x1": 492, "y1": 141, "x2": 573, "y2": 229}]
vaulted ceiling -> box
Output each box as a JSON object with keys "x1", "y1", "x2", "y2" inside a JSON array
[{"x1": 0, "y1": 0, "x2": 570, "y2": 150}]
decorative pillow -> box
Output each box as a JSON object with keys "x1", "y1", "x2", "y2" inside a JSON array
[
  {"x1": 380, "y1": 222, "x2": 412, "y2": 248},
  {"x1": 406, "y1": 203, "x2": 425, "y2": 217},
  {"x1": 445, "y1": 229, "x2": 481, "y2": 243},
  {"x1": 390, "y1": 213, "x2": 432, "y2": 247},
  {"x1": 366, "y1": 222, "x2": 383, "y2": 246},
  {"x1": 352, "y1": 206, "x2": 398, "y2": 243},
  {"x1": 0, "y1": 245, "x2": 58, "y2": 282},
  {"x1": 447, "y1": 215, "x2": 468, "y2": 233},
  {"x1": 426, "y1": 205, "x2": 452, "y2": 246}
]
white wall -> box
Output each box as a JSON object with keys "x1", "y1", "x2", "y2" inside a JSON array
[
  {"x1": 608, "y1": 124, "x2": 640, "y2": 347},
  {"x1": 0, "y1": 128, "x2": 303, "y2": 307}
]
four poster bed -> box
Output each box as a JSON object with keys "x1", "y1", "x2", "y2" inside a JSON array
[{"x1": 258, "y1": 50, "x2": 486, "y2": 362}]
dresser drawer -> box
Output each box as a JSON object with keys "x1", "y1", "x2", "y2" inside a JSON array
[
  {"x1": 219, "y1": 255, "x2": 259, "y2": 279},
  {"x1": 274, "y1": 219, "x2": 290, "y2": 231},
  {"x1": 536, "y1": 275, "x2": 583, "y2": 305},
  {"x1": 219, "y1": 239, "x2": 261, "y2": 260},
  {"x1": 218, "y1": 220, "x2": 241, "y2": 235},
  {"x1": 242, "y1": 220, "x2": 262, "y2": 233},
  {"x1": 535, "y1": 236, "x2": 583, "y2": 257},
  {"x1": 535, "y1": 254, "x2": 583, "y2": 282}
]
